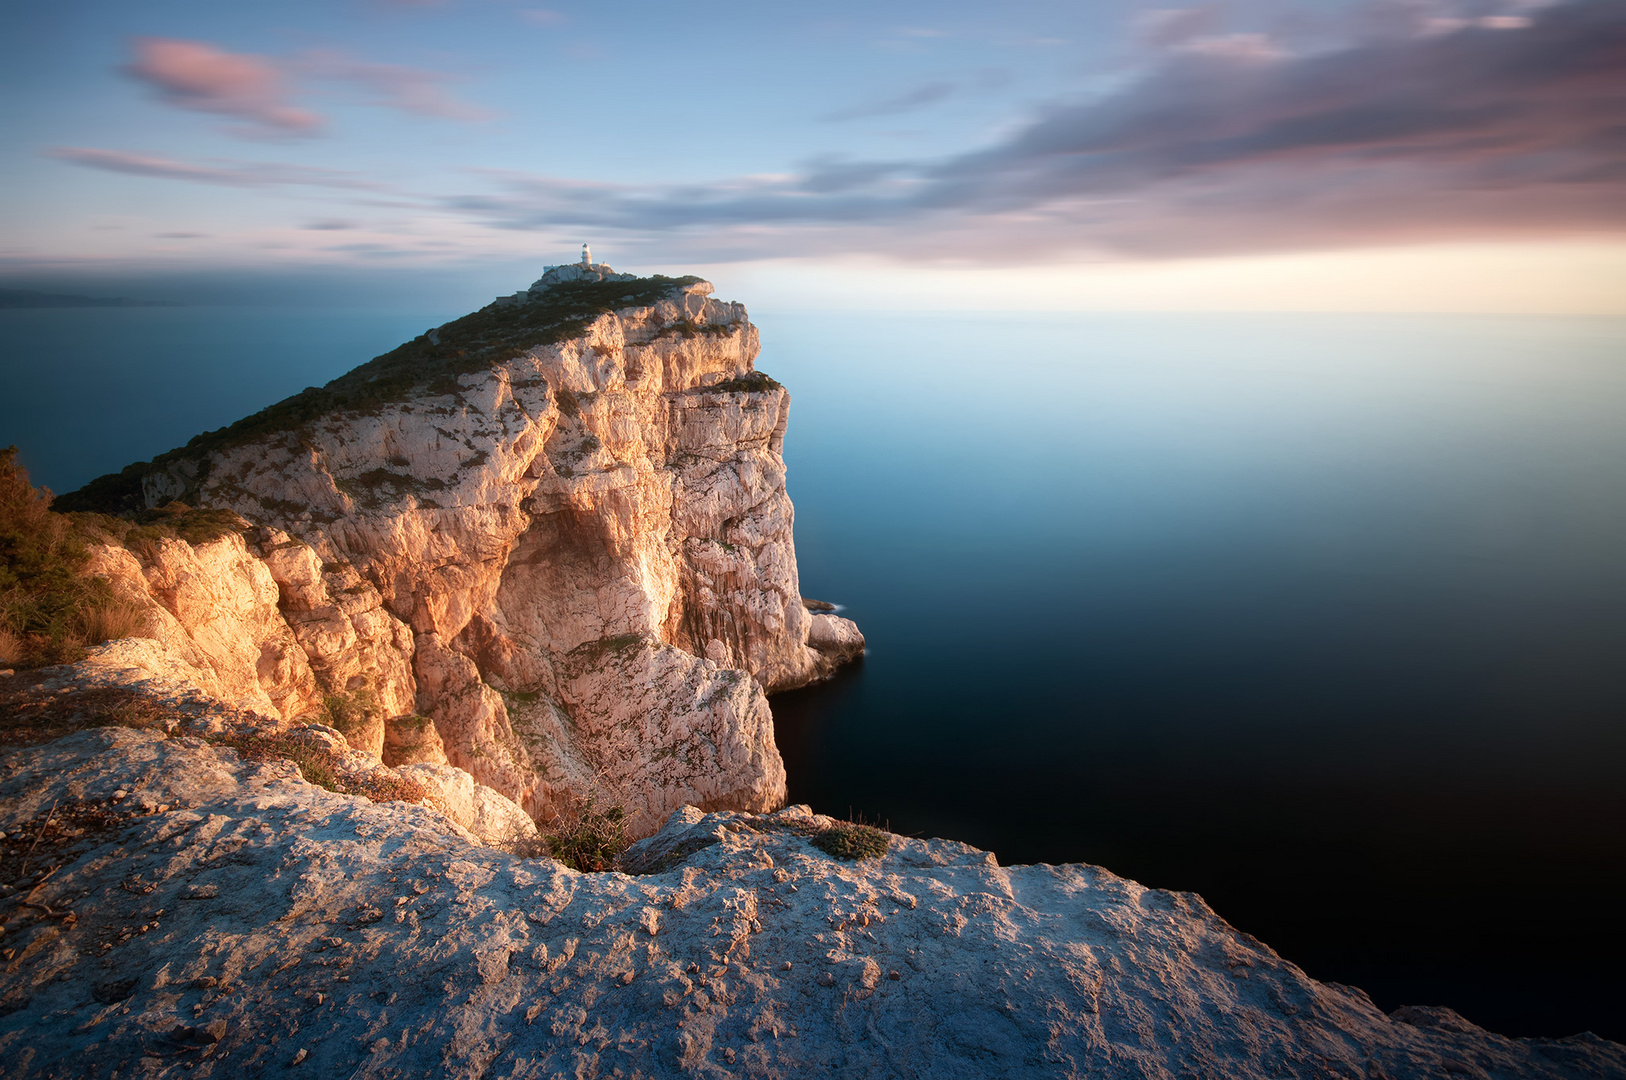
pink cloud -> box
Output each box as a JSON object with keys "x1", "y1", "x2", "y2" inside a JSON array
[
  {"x1": 127, "y1": 38, "x2": 322, "y2": 134},
  {"x1": 297, "y1": 49, "x2": 494, "y2": 121},
  {"x1": 46, "y1": 147, "x2": 386, "y2": 191}
]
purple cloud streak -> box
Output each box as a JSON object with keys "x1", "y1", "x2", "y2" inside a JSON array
[{"x1": 459, "y1": 0, "x2": 1626, "y2": 259}]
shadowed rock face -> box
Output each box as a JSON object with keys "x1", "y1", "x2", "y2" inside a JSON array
[
  {"x1": 3, "y1": 725, "x2": 1620, "y2": 1080},
  {"x1": 63, "y1": 273, "x2": 863, "y2": 837}
]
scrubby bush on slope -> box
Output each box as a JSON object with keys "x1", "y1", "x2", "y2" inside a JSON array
[{"x1": 0, "y1": 447, "x2": 148, "y2": 667}]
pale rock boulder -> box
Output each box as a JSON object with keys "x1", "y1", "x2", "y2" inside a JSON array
[
  {"x1": 397, "y1": 762, "x2": 540, "y2": 851},
  {"x1": 381, "y1": 712, "x2": 448, "y2": 767},
  {"x1": 84, "y1": 535, "x2": 318, "y2": 721},
  {"x1": 501, "y1": 634, "x2": 787, "y2": 837},
  {"x1": 82, "y1": 547, "x2": 235, "y2": 706},
  {"x1": 412, "y1": 631, "x2": 540, "y2": 816},
  {"x1": 666, "y1": 386, "x2": 815, "y2": 690},
  {"x1": 50, "y1": 636, "x2": 247, "y2": 724},
  {"x1": 808, "y1": 611, "x2": 865, "y2": 671},
  {"x1": 334, "y1": 711, "x2": 386, "y2": 759},
  {"x1": 250, "y1": 528, "x2": 415, "y2": 718},
  {"x1": 82, "y1": 529, "x2": 420, "y2": 759}
]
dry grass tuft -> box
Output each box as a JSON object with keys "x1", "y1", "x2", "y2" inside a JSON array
[
  {"x1": 0, "y1": 683, "x2": 174, "y2": 749},
  {"x1": 0, "y1": 627, "x2": 22, "y2": 667},
  {"x1": 210, "y1": 730, "x2": 427, "y2": 805},
  {"x1": 76, "y1": 597, "x2": 150, "y2": 646}
]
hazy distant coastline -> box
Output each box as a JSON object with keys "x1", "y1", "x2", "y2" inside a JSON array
[{"x1": 0, "y1": 288, "x2": 179, "y2": 309}]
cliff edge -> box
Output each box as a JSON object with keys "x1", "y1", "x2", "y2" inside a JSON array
[
  {"x1": 57, "y1": 267, "x2": 864, "y2": 837},
  {"x1": 2, "y1": 712, "x2": 1620, "y2": 1080}
]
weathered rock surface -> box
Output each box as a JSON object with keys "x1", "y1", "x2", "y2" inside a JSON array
[
  {"x1": 0, "y1": 646, "x2": 537, "y2": 853},
  {"x1": 380, "y1": 712, "x2": 448, "y2": 767},
  {"x1": 84, "y1": 537, "x2": 320, "y2": 725},
  {"x1": 64, "y1": 270, "x2": 864, "y2": 836},
  {"x1": 84, "y1": 526, "x2": 417, "y2": 757},
  {"x1": 2, "y1": 725, "x2": 1620, "y2": 1080},
  {"x1": 399, "y1": 762, "x2": 540, "y2": 851}
]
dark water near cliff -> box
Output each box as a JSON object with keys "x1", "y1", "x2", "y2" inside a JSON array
[
  {"x1": 3, "y1": 306, "x2": 1624, "y2": 1041},
  {"x1": 762, "y1": 312, "x2": 1626, "y2": 1043}
]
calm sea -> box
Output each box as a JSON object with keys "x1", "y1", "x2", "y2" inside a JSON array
[{"x1": 4, "y1": 306, "x2": 1624, "y2": 1041}]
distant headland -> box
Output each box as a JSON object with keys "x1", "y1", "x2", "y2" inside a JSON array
[{"x1": 0, "y1": 288, "x2": 179, "y2": 309}]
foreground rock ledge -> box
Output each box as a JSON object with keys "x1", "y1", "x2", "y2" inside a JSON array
[{"x1": 3, "y1": 730, "x2": 1620, "y2": 1080}]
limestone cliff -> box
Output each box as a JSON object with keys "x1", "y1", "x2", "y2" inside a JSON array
[{"x1": 60, "y1": 267, "x2": 863, "y2": 837}]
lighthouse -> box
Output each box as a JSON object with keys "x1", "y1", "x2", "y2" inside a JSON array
[{"x1": 581, "y1": 243, "x2": 592, "y2": 268}]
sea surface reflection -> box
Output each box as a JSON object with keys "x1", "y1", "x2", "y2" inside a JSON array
[{"x1": 761, "y1": 312, "x2": 1626, "y2": 1042}]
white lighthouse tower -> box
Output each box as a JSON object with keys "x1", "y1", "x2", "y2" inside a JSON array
[{"x1": 581, "y1": 243, "x2": 592, "y2": 268}]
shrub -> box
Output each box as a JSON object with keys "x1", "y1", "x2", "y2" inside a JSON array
[
  {"x1": 543, "y1": 789, "x2": 629, "y2": 872},
  {"x1": 129, "y1": 502, "x2": 248, "y2": 546},
  {"x1": 67, "y1": 501, "x2": 250, "y2": 557},
  {"x1": 0, "y1": 447, "x2": 151, "y2": 667},
  {"x1": 211, "y1": 729, "x2": 427, "y2": 805},
  {"x1": 0, "y1": 685, "x2": 174, "y2": 749},
  {"x1": 812, "y1": 823, "x2": 890, "y2": 861},
  {"x1": 569, "y1": 633, "x2": 646, "y2": 665},
  {"x1": 319, "y1": 688, "x2": 379, "y2": 735},
  {"x1": 707, "y1": 370, "x2": 782, "y2": 394}
]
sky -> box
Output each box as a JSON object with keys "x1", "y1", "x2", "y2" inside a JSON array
[{"x1": 2, "y1": 0, "x2": 1622, "y2": 312}]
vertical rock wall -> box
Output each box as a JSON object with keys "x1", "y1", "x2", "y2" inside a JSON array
[{"x1": 83, "y1": 277, "x2": 861, "y2": 837}]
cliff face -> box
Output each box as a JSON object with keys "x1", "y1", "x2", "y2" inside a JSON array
[{"x1": 65, "y1": 269, "x2": 862, "y2": 837}]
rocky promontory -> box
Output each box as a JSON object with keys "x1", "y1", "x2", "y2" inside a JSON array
[
  {"x1": 5, "y1": 267, "x2": 1622, "y2": 1079},
  {"x1": 55, "y1": 266, "x2": 864, "y2": 838}
]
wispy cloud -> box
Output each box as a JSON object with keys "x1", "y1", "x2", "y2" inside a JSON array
[
  {"x1": 126, "y1": 37, "x2": 322, "y2": 135},
  {"x1": 124, "y1": 37, "x2": 490, "y2": 134},
  {"x1": 77, "y1": 2, "x2": 1625, "y2": 268},
  {"x1": 46, "y1": 147, "x2": 388, "y2": 191},
  {"x1": 448, "y1": 0, "x2": 1626, "y2": 260},
  {"x1": 821, "y1": 80, "x2": 958, "y2": 122},
  {"x1": 297, "y1": 49, "x2": 494, "y2": 121}
]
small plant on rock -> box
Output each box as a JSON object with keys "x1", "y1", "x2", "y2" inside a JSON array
[
  {"x1": 543, "y1": 788, "x2": 629, "y2": 872},
  {"x1": 708, "y1": 370, "x2": 782, "y2": 394},
  {"x1": 319, "y1": 688, "x2": 378, "y2": 736},
  {"x1": 812, "y1": 822, "x2": 890, "y2": 861}
]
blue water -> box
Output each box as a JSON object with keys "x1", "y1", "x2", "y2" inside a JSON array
[{"x1": 3, "y1": 306, "x2": 1624, "y2": 1040}]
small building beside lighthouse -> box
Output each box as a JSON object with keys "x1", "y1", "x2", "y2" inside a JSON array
[{"x1": 500, "y1": 245, "x2": 635, "y2": 303}]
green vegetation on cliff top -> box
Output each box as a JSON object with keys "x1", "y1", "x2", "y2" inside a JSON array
[{"x1": 57, "y1": 275, "x2": 705, "y2": 514}]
